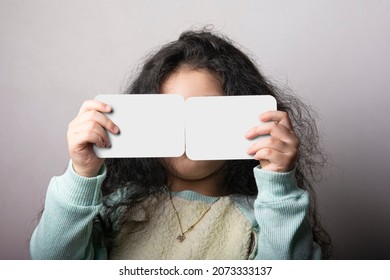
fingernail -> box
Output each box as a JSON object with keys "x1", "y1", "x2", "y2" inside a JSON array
[
  {"x1": 105, "y1": 105, "x2": 112, "y2": 111},
  {"x1": 113, "y1": 125, "x2": 119, "y2": 134}
]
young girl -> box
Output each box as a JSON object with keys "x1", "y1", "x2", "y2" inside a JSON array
[{"x1": 30, "y1": 29, "x2": 331, "y2": 259}]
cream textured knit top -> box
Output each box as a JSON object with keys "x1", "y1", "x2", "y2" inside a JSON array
[{"x1": 110, "y1": 192, "x2": 257, "y2": 259}]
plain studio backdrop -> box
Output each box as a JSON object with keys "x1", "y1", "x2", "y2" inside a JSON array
[{"x1": 0, "y1": 0, "x2": 389, "y2": 260}]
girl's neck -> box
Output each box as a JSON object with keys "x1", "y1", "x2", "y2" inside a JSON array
[{"x1": 168, "y1": 173, "x2": 227, "y2": 197}]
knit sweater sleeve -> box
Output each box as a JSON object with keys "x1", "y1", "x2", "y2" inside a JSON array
[
  {"x1": 253, "y1": 166, "x2": 321, "y2": 259},
  {"x1": 30, "y1": 160, "x2": 107, "y2": 259}
]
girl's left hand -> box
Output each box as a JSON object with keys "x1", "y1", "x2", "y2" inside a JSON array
[{"x1": 246, "y1": 111, "x2": 299, "y2": 172}]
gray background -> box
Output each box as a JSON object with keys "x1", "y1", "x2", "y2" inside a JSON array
[{"x1": 1, "y1": 0, "x2": 389, "y2": 259}]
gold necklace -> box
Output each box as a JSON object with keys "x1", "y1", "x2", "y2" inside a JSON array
[{"x1": 168, "y1": 192, "x2": 220, "y2": 242}]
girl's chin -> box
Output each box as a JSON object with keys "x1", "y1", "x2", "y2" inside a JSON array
[{"x1": 164, "y1": 156, "x2": 225, "y2": 180}]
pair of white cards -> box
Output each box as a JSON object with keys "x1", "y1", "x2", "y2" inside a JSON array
[{"x1": 93, "y1": 94, "x2": 276, "y2": 160}]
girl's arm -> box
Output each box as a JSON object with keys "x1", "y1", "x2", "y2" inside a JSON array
[
  {"x1": 246, "y1": 111, "x2": 320, "y2": 259},
  {"x1": 252, "y1": 166, "x2": 321, "y2": 259},
  {"x1": 30, "y1": 161, "x2": 107, "y2": 259},
  {"x1": 31, "y1": 99, "x2": 119, "y2": 259}
]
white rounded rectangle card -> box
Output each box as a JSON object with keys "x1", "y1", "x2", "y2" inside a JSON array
[
  {"x1": 93, "y1": 94, "x2": 276, "y2": 160},
  {"x1": 185, "y1": 95, "x2": 277, "y2": 160},
  {"x1": 93, "y1": 94, "x2": 185, "y2": 158}
]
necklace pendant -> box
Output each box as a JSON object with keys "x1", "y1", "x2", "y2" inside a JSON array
[{"x1": 176, "y1": 234, "x2": 186, "y2": 242}]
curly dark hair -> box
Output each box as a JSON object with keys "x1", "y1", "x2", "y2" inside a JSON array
[{"x1": 99, "y1": 28, "x2": 332, "y2": 259}]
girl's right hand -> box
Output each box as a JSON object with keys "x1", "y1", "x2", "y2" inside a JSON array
[{"x1": 67, "y1": 100, "x2": 120, "y2": 177}]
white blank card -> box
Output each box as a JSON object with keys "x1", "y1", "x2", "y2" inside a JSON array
[
  {"x1": 93, "y1": 94, "x2": 276, "y2": 160},
  {"x1": 185, "y1": 95, "x2": 276, "y2": 160},
  {"x1": 93, "y1": 94, "x2": 185, "y2": 158}
]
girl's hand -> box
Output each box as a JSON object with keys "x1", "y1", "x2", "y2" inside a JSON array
[
  {"x1": 67, "y1": 100, "x2": 120, "y2": 177},
  {"x1": 246, "y1": 111, "x2": 299, "y2": 172}
]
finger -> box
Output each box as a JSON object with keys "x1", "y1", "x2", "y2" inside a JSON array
[
  {"x1": 253, "y1": 148, "x2": 283, "y2": 162},
  {"x1": 253, "y1": 148, "x2": 293, "y2": 165},
  {"x1": 246, "y1": 121, "x2": 298, "y2": 145},
  {"x1": 78, "y1": 100, "x2": 112, "y2": 116},
  {"x1": 259, "y1": 111, "x2": 293, "y2": 131},
  {"x1": 71, "y1": 121, "x2": 111, "y2": 147},
  {"x1": 70, "y1": 129, "x2": 107, "y2": 149},
  {"x1": 247, "y1": 137, "x2": 290, "y2": 155},
  {"x1": 254, "y1": 148, "x2": 296, "y2": 172},
  {"x1": 73, "y1": 110, "x2": 119, "y2": 135}
]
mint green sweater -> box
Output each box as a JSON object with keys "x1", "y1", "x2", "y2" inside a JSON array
[{"x1": 30, "y1": 161, "x2": 321, "y2": 259}]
